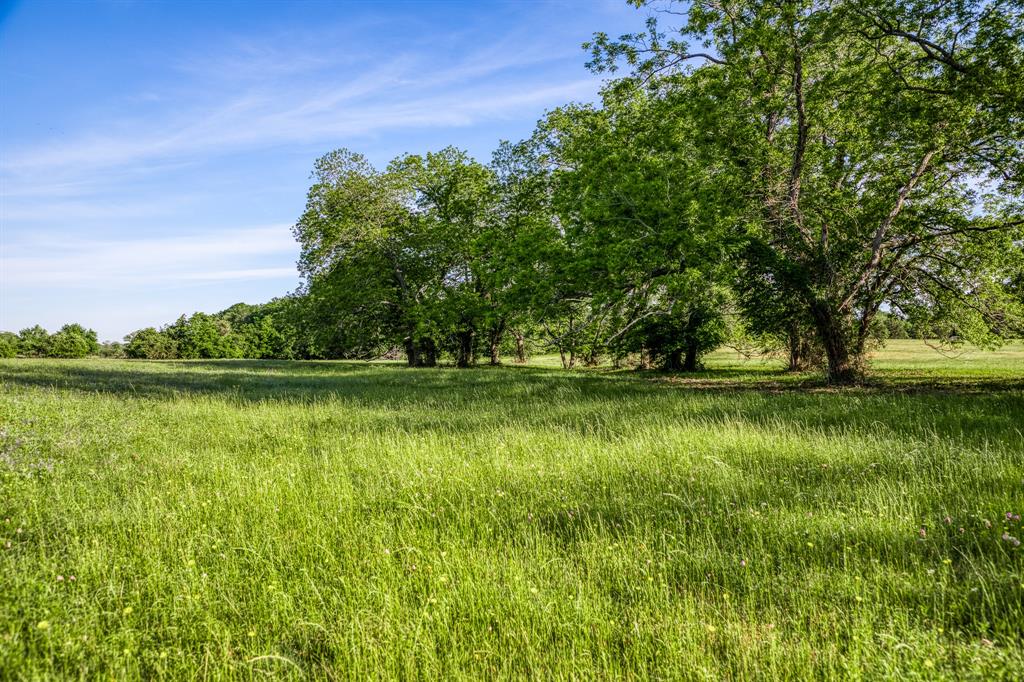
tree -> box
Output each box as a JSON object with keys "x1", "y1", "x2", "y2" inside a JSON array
[
  {"x1": 124, "y1": 327, "x2": 179, "y2": 359},
  {"x1": 393, "y1": 148, "x2": 498, "y2": 367},
  {"x1": 588, "y1": 0, "x2": 1024, "y2": 383},
  {"x1": 18, "y1": 325, "x2": 51, "y2": 357},
  {"x1": 293, "y1": 147, "x2": 508, "y2": 367},
  {"x1": 529, "y1": 85, "x2": 734, "y2": 370},
  {"x1": 294, "y1": 149, "x2": 437, "y2": 365},
  {"x1": 0, "y1": 332, "x2": 18, "y2": 358},
  {"x1": 166, "y1": 313, "x2": 239, "y2": 359},
  {"x1": 48, "y1": 323, "x2": 100, "y2": 358}
]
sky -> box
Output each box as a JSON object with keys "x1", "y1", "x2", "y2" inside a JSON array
[{"x1": 0, "y1": 0, "x2": 648, "y2": 341}]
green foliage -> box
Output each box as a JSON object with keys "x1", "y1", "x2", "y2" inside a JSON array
[
  {"x1": 97, "y1": 342, "x2": 126, "y2": 359},
  {"x1": 124, "y1": 328, "x2": 179, "y2": 360},
  {"x1": 588, "y1": 0, "x2": 1024, "y2": 383},
  {"x1": 0, "y1": 332, "x2": 18, "y2": 358},
  {"x1": 17, "y1": 326, "x2": 51, "y2": 358},
  {"x1": 165, "y1": 313, "x2": 239, "y2": 360},
  {"x1": 48, "y1": 324, "x2": 100, "y2": 359}
]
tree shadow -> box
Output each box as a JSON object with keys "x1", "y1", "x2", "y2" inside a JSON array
[{"x1": 0, "y1": 359, "x2": 1021, "y2": 448}]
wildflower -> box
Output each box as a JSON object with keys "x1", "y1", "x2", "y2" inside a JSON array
[
  {"x1": 806, "y1": 542, "x2": 814, "y2": 548},
  {"x1": 984, "y1": 519, "x2": 992, "y2": 528},
  {"x1": 56, "y1": 575, "x2": 64, "y2": 582},
  {"x1": 529, "y1": 586, "x2": 538, "y2": 595},
  {"x1": 740, "y1": 559, "x2": 747, "y2": 568},
  {"x1": 248, "y1": 631, "x2": 257, "y2": 638},
  {"x1": 123, "y1": 607, "x2": 133, "y2": 616},
  {"x1": 942, "y1": 558, "x2": 952, "y2": 565},
  {"x1": 160, "y1": 651, "x2": 168, "y2": 659},
  {"x1": 943, "y1": 516, "x2": 952, "y2": 525},
  {"x1": 37, "y1": 621, "x2": 51, "y2": 630},
  {"x1": 69, "y1": 575, "x2": 76, "y2": 582},
  {"x1": 924, "y1": 660, "x2": 934, "y2": 669},
  {"x1": 981, "y1": 638, "x2": 994, "y2": 647},
  {"x1": 706, "y1": 624, "x2": 717, "y2": 634},
  {"x1": 918, "y1": 528, "x2": 927, "y2": 538}
]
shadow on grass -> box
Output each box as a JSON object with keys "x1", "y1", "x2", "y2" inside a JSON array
[{"x1": 1, "y1": 359, "x2": 1022, "y2": 447}]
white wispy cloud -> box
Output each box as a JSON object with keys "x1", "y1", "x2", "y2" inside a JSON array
[
  {"x1": 1, "y1": 225, "x2": 298, "y2": 286},
  {"x1": 1, "y1": 38, "x2": 598, "y2": 193}
]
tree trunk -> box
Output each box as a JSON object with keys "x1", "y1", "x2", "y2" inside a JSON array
[
  {"x1": 787, "y1": 328, "x2": 809, "y2": 371},
  {"x1": 488, "y1": 321, "x2": 505, "y2": 366},
  {"x1": 456, "y1": 329, "x2": 475, "y2": 368},
  {"x1": 810, "y1": 303, "x2": 860, "y2": 385},
  {"x1": 664, "y1": 348, "x2": 683, "y2": 371},
  {"x1": 405, "y1": 335, "x2": 418, "y2": 368},
  {"x1": 406, "y1": 336, "x2": 437, "y2": 367},
  {"x1": 683, "y1": 339, "x2": 699, "y2": 372},
  {"x1": 513, "y1": 330, "x2": 527, "y2": 364},
  {"x1": 419, "y1": 338, "x2": 437, "y2": 367}
]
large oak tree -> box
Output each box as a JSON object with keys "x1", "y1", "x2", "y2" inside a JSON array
[{"x1": 589, "y1": 0, "x2": 1024, "y2": 383}]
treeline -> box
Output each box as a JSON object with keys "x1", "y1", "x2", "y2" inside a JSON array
[
  {"x1": 0, "y1": 324, "x2": 104, "y2": 359},
  {"x1": 0, "y1": 300, "x2": 944, "y2": 363}
]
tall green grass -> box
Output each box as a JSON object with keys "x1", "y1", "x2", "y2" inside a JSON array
[{"x1": 1, "y1": 343, "x2": 1022, "y2": 679}]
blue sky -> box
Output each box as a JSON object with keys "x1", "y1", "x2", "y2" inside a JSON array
[{"x1": 0, "y1": 0, "x2": 646, "y2": 341}]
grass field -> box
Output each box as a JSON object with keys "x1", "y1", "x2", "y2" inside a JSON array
[{"x1": 1, "y1": 341, "x2": 1022, "y2": 679}]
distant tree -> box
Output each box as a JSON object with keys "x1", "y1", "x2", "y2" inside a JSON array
[
  {"x1": 166, "y1": 313, "x2": 239, "y2": 359},
  {"x1": 97, "y1": 341, "x2": 126, "y2": 358},
  {"x1": 124, "y1": 327, "x2": 179, "y2": 360},
  {"x1": 0, "y1": 332, "x2": 18, "y2": 358},
  {"x1": 18, "y1": 325, "x2": 51, "y2": 357},
  {"x1": 49, "y1": 323, "x2": 100, "y2": 358}
]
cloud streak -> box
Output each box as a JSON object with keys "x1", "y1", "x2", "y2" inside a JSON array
[
  {"x1": 1, "y1": 225, "x2": 299, "y2": 286},
  {"x1": 1, "y1": 40, "x2": 599, "y2": 194}
]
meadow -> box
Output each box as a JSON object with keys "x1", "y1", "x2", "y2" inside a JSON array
[{"x1": 1, "y1": 341, "x2": 1022, "y2": 679}]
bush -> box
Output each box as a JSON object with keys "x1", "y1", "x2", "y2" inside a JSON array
[
  {"x1": 0, "y1": 332, "x2": 19, "y2": 358},
  {"x1": 124, "y1": 328, "x2": 179, "y2": 359}
]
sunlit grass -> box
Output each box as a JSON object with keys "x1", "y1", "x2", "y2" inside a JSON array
[{"x1": 1, "y1": 342, "x2": 1022, "y2": 678}]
